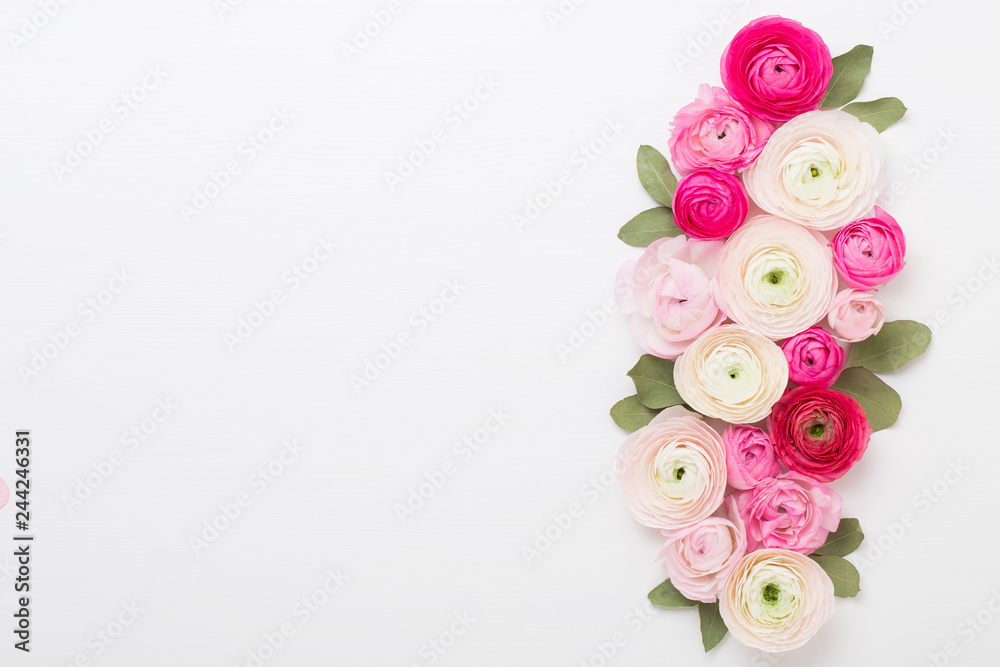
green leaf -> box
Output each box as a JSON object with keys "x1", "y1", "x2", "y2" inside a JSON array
[
  {"x1": 698, "y1": 602, "x2": 728, "y2": 652},
  {"x1": 627, "y1": 355, "x2": 684, "y2": 409},
  {"x1": 847, "y1": 320, "x2": 932, "y2": 373},
  {"x1": 648, "y1": 579, "x2": 698, "y2": 608},
  {"x1": 813, "y1": 518, "x2": 864, "y2": 557},
  {"x1": 637, "y1": 145, "x2": 677, "y2": 206},
  {"x1": 810, "y1": 555, "x2": 861, "y2": 597},
  {"x1": 843, "y1": 97, "x2": 907, "y2": 132},
  {"x1": 610, "y1": 395, "x2": 659, "y2": 433},
  {"x1": 832, "y1": 367, "x2": 902, "y2": 432},
  {"x1": 617, "y1": 207, "x2": 683, "y2": 247},
  {"x1": 821, "y1": 45, "x2": 874, "y2": 108}
]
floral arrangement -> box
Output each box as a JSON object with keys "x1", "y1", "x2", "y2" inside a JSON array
[{"x1": 611, "y1": 16, "x2": 931, "y2": 653}]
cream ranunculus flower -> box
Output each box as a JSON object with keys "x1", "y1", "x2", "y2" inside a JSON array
[
  {"x1": 715, "y1": 215, "x2": 839, "y2": 340},
  {"x1": 720, "y1": 549, "x2": 836, "y2": 652},
  {"x1": 618, "y1": 406, "x2": 727, "y2": 531},
  {"x1": 743, "y1": 110, "x2": 885, "y2": 231},
  {"x1": 674, "y1": 324, "x2": 788, "y2": 424}
]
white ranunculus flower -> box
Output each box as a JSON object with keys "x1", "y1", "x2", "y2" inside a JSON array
[
  {"x1": 720, "y1": 549, "x2": 836, "y2": 652},
  {"x1": 673, "y1": 324, "x2": 788, "y2": 424},
  {"x1": 618, "y1": 406, "x2": 728, "y2": 531},
  {"x1": 743, "y1": 110, "x2": 885, "y2": 231},
  {"x1": 715, "y1": 216, "x2": 839, "y2": 340}
]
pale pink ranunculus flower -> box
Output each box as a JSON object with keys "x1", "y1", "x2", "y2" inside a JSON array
[
  {"x1": 827, "y1": 289, "x2": 886, "y2": 343},
  {"x1": 668, "y1": 84, "x2": 774, "y2": 174},
  {"x1": 736, "y1": 472, "x2": 842, "y2": 554},
  {"x1": 616, "y1": 235, "x2": 727, "y2": 359},
  {"x1": 743, "y1": 110, "x2": 885, "y2": 231},
  {"x1": 618, "y1": 406, "x2": 728, "y2": 531},
  {"x1": 656, "y1": 496, "x2": 747, "y2": 603},
  {"x1": 720, "y1": 549, "x2": 836, "y2": 652}
]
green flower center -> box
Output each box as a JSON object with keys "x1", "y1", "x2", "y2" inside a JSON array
[
  {"x1": 675, "y1": 467, "x2": 686, "y2": 482},
  {"x1": 762, "y1": 583, "x2": 781, "y2": 605},
  {"x1": 810, "y1": 166, "x2": 820, "y2": 178},
  {"x1": 809, "y1": 423, "x2": 825, "y2": 438},
  {"x1": 765, "y1": 270, "x2": 787, "y2": 286}
]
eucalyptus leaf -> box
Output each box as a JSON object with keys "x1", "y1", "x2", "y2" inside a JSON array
[
  {"x1": 843, "y1": 97, "x2": 907, "y2": 132},
  {"x1": 847, "y1": 320, "x2": 931, "y2": 373},
  {"x1": 810, "y1": 555, "x2": 861, "y2": 597},
  {"x1": 832, "y1": 367, "x2": 902, "y2": 432},
  {"x1": 821, "y1": 45, "x2": 874, "y2": 108},
  {"x1": 628, "y1": 355, "x2": 684, "y2": 409},
  {"x1": 648, "y1": 579, "x2": 698, "y2": 608},
  {"x1": 610, "y1": 395, "x2": 659, "y2": 433},
  {"x1": 698, "y1": 602, "x2": 728, "y2": 652},
  {"x1": 618, "y1": 207, "x2": 682, "y2": 247},
  {"x1": 813, "y1": 518, "x2": 864, "y2": 557},
  {"x1": 636, "y1": 145, "x2": 677, "y2": 206}
]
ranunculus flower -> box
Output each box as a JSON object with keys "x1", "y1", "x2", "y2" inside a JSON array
[
  {"x1": 723, "y1": 425, "x2": 781, "y2": 490},
  {"x1": 827, "y1": 289, "x2": 885, "y2": 343},
  {"x1": 736, "y1": 471, "x2": 842, "y2": 553},
  {"x1": 720, "y1": 549, "x2": 835, "y2": 652},
  {"x1": 615, "y1": 236, "x2": 727, "y2": 359},
  {"x1": 618, "y1": 406, "x2": 728, "y2": 531},
  {"x1": 769, "y1": 386, "x2": 872, "y2": 482},
  {"x1": 668, "y1": 85, "x2": 774, "y2": 174},
  {"x1": 672, "y1": 169, "x2": 750, "y2": 240},
  {"x1": 674, "y1": 324, "x2": 789, "y2": 424},
  {"x1": 744, "y1": 110, "x2": 885, "y2": 231},
  {"x1": 715, "y1": 216, "x2": 839, "y2": 340},
  {"x1": 831, "y1": 207, "x2": 907, "y2": 289},
  {"x1": 656, "y1": 496, "x2": 747, "y2": 603},
  {"x1": 720, "y1": 16, "x2": 833, "y2": 123},
  {"x1": 780, "y1": 327, "x2": 845, "y2": 388}
]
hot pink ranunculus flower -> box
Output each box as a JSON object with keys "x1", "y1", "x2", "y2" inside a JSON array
[
  {"x1": 831, "y1": 207, "x2": 907, "y2": 289},
  {"x1": 722, "y1": 425, "x2": 782, "y2": 490},
  {"x1": 721, "y1": 16, "x2": 833, "y2": 123},
  {"x1": 736, "y1": 471, "x2": 842, "y2": 554},
  {"x1": 616, "y1": 236, "x2": 727, "y2": 359},
  {"x1": 672, "y1": 169, "x2": 750, "y2": 240},
  {"x1": 668, "y1": 85, "x2": 774, "y2": 174},
  {"x1": 656, "y1": 496, "x2": 747, "y2": 603},
  {"x1": 780, "y1": 327, "x2": 845, "y2": 388},
  {"x1": 769, "y1": 386, "x2": 872, "y2": 483},
  {"x1": 827, "y1": 289, "x2": 886, "y2": 343}
]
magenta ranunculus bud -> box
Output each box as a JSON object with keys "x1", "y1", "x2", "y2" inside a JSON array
[
  {"x1": 671, "y1": 169, "x2": 749, "y2": 240},
  {"x1": 736, "y1": 471, "x2": 842, "y2": 554},
  {"x1": 722, "y1": 425, "x2": 782, "y2": 490},
  {"x1": 780, "y1": 327, "x2": 845, "y2": 388},
  {"x1": 721, "y1": 16, "x2": 833, "y2": 123},
  {"x1": 769, "y1": 386, "x2": 872, "y2": 483},
  {"x1": 831, "y1": 207, "x2": 907, "y2": 289},
  {"x1": 668, "y1": 84, "x2": 774, "y2": 174}
]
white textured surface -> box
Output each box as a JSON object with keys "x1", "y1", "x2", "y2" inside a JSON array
[{"x1": 1, "y1": 1, "x2": 998, "y2": 665}]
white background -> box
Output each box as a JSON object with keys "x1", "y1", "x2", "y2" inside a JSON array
[{"x1": 1, "y1": 0, "x2": 999, "y2": 665}]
